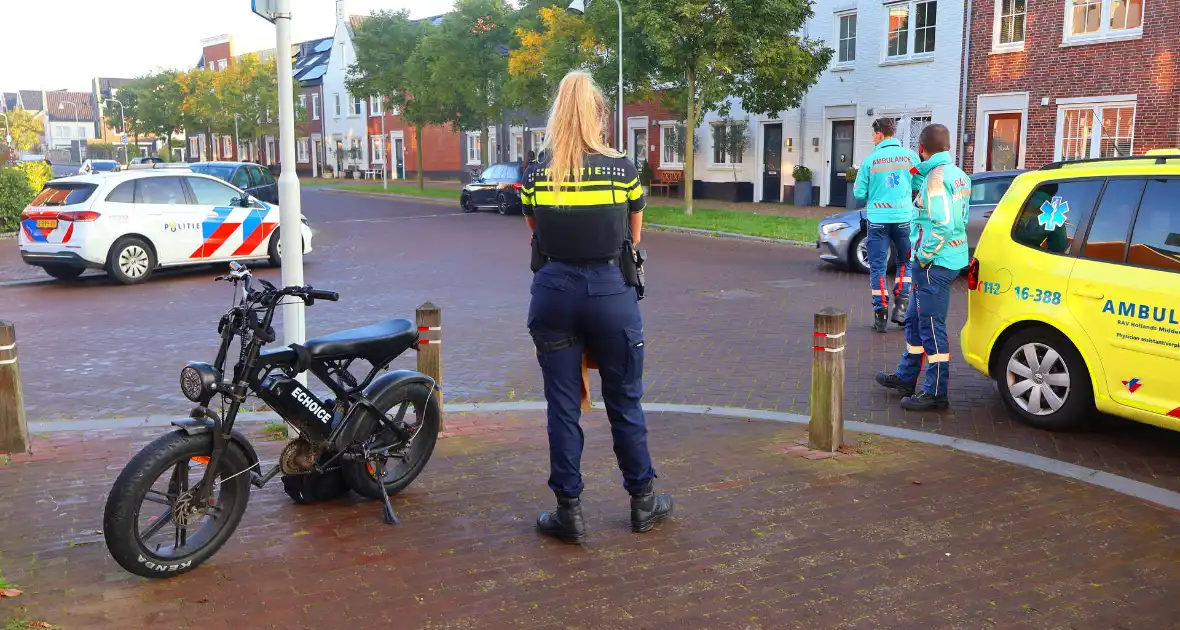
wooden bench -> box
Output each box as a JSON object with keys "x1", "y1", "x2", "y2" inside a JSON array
[{"x1": 648, "y1": 169, "x2": 683, "y2": 197}]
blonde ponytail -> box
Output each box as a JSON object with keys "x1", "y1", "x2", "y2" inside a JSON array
[{"x1": 541, "y1": 71, "x2": 622, "y2": 200}]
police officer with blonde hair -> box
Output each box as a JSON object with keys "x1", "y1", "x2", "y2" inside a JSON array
[{"x1": 520, "y1": 71, "x2": 673, "y2": 543}]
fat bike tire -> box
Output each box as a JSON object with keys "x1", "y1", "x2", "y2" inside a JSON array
[
  {"x1": 342, "y1": 381, "x2": 442, "y2": 500},
  {"x1": 103, "y1": 431, "x2": 252, "y2": 578}
]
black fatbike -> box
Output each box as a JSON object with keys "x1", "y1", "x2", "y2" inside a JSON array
[{"x1": 103, "y1": 262, "x2": 440, "y2": 578}]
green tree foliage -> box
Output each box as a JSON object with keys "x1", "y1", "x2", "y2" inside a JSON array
[
  {"x1": 14, "y1": 160, "x2": 53, "y2": 193},
  {"x1": 121, "y1": 71, "x2": 186, "y2": 146},
  {"x1": 632, "y1": 0, "x2": 832, "y2": 213},
  {"x1": 418, "y1": 0, "x2": 514, "y2": 165},
  {"x1": 348, "y1": 10, "x2": 450, "y2": 191},
  {"x1": 3, "y1": 108, "x2": 44, "y2": 152},
  {"x1": 0, "y1": 168, "x2": 34, "y2": 232}
]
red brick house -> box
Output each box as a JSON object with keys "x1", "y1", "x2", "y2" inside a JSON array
[
  {"x1": 622, "y1": 94, "x2": 685, "y2": 193},
  {"x1": 963, "y1": 0, "x2": 1180, "y2": 173},
  {"x1": 367, "y1": 99, "x2": 465, "y2": 181}
]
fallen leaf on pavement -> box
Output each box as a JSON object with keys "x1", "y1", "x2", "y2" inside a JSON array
[
  {"x1": 30, "y1": 622, "x2": 54, "y2": 628},
  {"x1": 0, "y1": 587, "x2": 23, "y2": 597},
  {"x1": 912, "y1": 481, "x2": 922, "y2": 485}
]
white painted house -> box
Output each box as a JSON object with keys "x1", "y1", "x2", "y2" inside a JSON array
[
  {"x1": 322, "y1": 0, "x2": 370, "y2": 176},
  {"x1": 684, "y1": 0, "x2": 965, "y2": 207}
]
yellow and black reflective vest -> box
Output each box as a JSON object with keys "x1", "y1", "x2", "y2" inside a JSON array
[{"x1": 521, "y1": 152, "x2": 646, "y2": 263}]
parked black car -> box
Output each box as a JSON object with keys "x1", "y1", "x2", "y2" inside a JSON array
[
  {"x1": 189, "y1": 162, "x2": 280, "y2": 204},
  {"x1": 460, "y1": 162, "x2": 524, "y2": 215}
]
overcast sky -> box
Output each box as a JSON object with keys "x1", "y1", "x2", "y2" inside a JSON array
[{"x1": 2, "y1": 0, "x2": 454, "y2": 93}]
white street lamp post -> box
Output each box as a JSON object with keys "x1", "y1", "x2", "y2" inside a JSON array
[
  {"x1": 258, "y1": 0, "x2": 308, "y2": 377},
  {"x1": 104, "y1": 98, "x2": 127, "y2": 165},
  {"x1": 567, "y1": 0, "x2": 623, "y2": 151},
  {"x1": 381, "y1": 98, "x2": 387, "y2": 191},
  {"x1": 60, "y1": 102, "x2": 80, "y2": 162}
]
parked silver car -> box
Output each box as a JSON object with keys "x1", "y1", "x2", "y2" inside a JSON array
[{"x1": 816, "y1": 169, "x2": 1024, "y2": 273}]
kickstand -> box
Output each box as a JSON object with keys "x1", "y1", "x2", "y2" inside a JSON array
[{"x1": 372, "y1": 456, "x2": 400, "y2": 525}]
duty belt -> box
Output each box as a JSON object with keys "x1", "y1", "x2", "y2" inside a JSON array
[{"x1": 545, "y1": 256, "x2": 619, "y2": 267}]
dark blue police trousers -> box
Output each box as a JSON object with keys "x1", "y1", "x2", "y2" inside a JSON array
[{"x1": 528, "y1": 261, "x2": 656, "y2": 498}]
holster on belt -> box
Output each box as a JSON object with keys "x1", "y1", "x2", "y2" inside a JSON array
[{"x1": 620, "y1": 240, "x2": 646, "y2": 300}]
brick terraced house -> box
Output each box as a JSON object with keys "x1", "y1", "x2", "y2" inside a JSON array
[{"x1": 963, "y1": 0, "x2": 1180, "y2": 173}]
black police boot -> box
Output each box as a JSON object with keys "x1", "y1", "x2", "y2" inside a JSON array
[
  {"x1": 875, "y1": 371, "x2": 916, "y2": 396},
  {"x1": 630, "y1": 481, "x2": 674, "y2": 533},
  {"x1": 536, "y1": 495, "x2": 586, "y2": 544},
  {"x1": 873, "y1": 310, "x2": 888, "y2": 333},
  {"x1": 901, "y1": 391, "x2": 950, "y2": 411}
]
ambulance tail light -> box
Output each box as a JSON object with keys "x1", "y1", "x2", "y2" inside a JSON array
[
  {"x1": 59, "y1": 211, "x2": 101, "y2": 222},
  {"x1": 966, "y1": 257, "x2": 980, "y2": 291}
]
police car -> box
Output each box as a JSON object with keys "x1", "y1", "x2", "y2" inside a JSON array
[{"x1": 17, "y1": 170, "x2": 313, "y2": 284}]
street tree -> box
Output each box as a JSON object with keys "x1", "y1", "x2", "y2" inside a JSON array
[
  {"x1": 3, "y1": 108, "x2": 44, "y2": 152},
  {"x1": 178, "y1": 67, "x2": 223, "y2": 159},
  {"x1": 633, "y1": 0, "x2": 832, "y2": 213},
  {"x1": 347, "y1": 9, "x2": 450, "y2": 191},
  {"x1": 507, "y1": 2, "x2": 660, "y2": 138},
  {"x1": 418, "y1": 0, "x2": 514, "y2": 166},
  {"x1": 124, "y1": 71, "x2": 186, "y2": 152}
]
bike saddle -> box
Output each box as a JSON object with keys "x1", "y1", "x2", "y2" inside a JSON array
[{"x1": 303, "y1": 318, "x2": 418, "y2": 365}]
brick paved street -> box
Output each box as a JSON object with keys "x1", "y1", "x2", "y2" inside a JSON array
[
  {"x1": 1, "y1": 411, "x2": 1178, "y2": 629},
  {"x1": 2, "y1": 190, "x2": 1180, "y2": 494}
]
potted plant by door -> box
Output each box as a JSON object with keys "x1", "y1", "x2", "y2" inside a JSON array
[
  {"x1": 792, "y1": 164, "x2": 813, "y2": 206},
  {"x1": 845, "y1": 166, "x2": 863, "y2": 210}
]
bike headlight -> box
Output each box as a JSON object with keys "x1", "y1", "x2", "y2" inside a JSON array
[
  {"x1": 180, "y1": 362, "x2": 221, "y2": 403},
  {"x1": 821, "y1": 221, "x2": 850, "y2": 236}
]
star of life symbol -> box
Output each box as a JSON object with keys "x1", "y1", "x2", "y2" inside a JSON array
[
  {"x1": 885, "y1": 172, "x2": 901, "y2": 188},
  {"x1": 1038, "y1": 196, "x2": 1069, "y2": 231}
]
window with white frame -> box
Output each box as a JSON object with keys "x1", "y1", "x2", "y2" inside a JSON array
[
  {"x1": 311, "y1": 93, "x2": 320, "y2": 120},
  {"x1": 885, "y1": 0, "x2": 937, "y2": 60},
  {"x1": 532, "y1": 130, "x2": 545, "y2": 152},
  {"x1": 1064, "y1": 0, "x2": 1142, "y2": 43},
  {"x1": 239, "y1": 141, "x2": 250, "y2": 161},
  {"x1": 370, "y1": 96, "x2": 383, "y2": 116},
  {"x1": 297, "y1": 138, "x2": 309, "y2": 163},
  {"x1": 660, "y1": 124, "x2": 685, "y2": 167},
  {"x1": 333, "y1": 93, "x2": 341, "y2": 117},
  {"x1": 1057, "y1": 100, "x2": 1135, "y2": 161},
  {"x1": 466, "y1": 132, "x2": 482, "y2": 165},
  {"x1": 223, "y1": 136, "x2": 233, "y2": 156},
  {"x1": 836, "y1": 11, "x2": 857, "y2": 64},
  {"x1": 371, "y1": 136, "x2": 385, "y2": 163},
  {"x1": 298, "y1": 94, "x2": 307, "y2": 113},
  {"x1": 710, "y1": 122, "x2": 745, "y2": 166},
  {"x1": 994, "y1": 0, "x2": 1027, "y2": 50},
  {"x1": 488, "y1": 130, "x2": 499, "y2": 163},
  {"x1": 217, "y1": 59, "x2": 227, "y2": 71},
  {"x1": 351, "y1": 95, "x2": 363, "y2": 116}
]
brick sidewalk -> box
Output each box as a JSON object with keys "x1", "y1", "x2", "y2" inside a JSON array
[{"x1": 1, "y1": 411, "x2": 1177, "y2": 629}]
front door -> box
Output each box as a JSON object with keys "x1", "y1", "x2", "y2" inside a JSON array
[
  {"x1": 632, "y1": 128, "x2": 648, "y2": 167},
  {"x1": 394, "y1": 137, "x2": 405, "y2": 180},
  {"x1": 829, "y1": 121, "x2": 854, "y2": 207},
  {"x1": 986, "y1": 113, "x2": 1022, "y2": 171},
  {"x1": 762, "y1": 123, "x2": 782, "y2": 202}
]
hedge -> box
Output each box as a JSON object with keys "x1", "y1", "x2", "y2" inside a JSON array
[{"x1": 0, "y1": 168, "x2": 34, "y2": 233}]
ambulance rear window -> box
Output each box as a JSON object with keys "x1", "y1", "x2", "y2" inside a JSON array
[{"x1": 30, "y1": 183, "x2": 98, "y2": 207}]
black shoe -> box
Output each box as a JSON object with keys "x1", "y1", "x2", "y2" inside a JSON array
[
  {"x1": 901, "y1": 391, "x2": 950, "y2": 411},
  {"x1": 875, "y1": 371, "x2": 916, "y2": 396},
  {"x1": 537, "y1": 495, "x2": 586, "y2": 544},
  {"x1": 872, "y1": 310, "x2": 888, "y2": 333},
  {"x1": 890, "y1": 297, "x2": 909, "y2": 326},
  {"x1": 630, "y1": 481, "x2": 674, "y2": 533}
]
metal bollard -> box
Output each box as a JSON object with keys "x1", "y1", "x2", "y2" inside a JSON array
[
  {"x1": 809, "y1": 308, "x2": 847, "y2": 453},
  {"x1": 0, "y1": 321, "x2": 30, "y2": 454},
  {"x1": 415, "y1": 302, "x2": 444, "y2": 429}
]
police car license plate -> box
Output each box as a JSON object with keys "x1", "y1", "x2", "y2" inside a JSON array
[{"x1": 36, "y1": 219, "x2": 58, "y2": 230}]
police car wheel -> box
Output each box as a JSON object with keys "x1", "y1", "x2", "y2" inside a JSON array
[
  {"x1": 994, "y1": 327, "x2": 1094, "y2": 431},
  {"x1": 267, "y1": 229, "x2": 304, "y2": 267},
  {"x1": 107, "y1": 237, "x2": 156, "y2": 285}
]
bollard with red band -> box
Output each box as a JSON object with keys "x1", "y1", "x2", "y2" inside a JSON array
[
  {"x1": 416, "y1": 303, "x2": 444, "y2": 426},
  {"x1": 809, "y1": 308, "x2": 847, "y2": 452}
]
